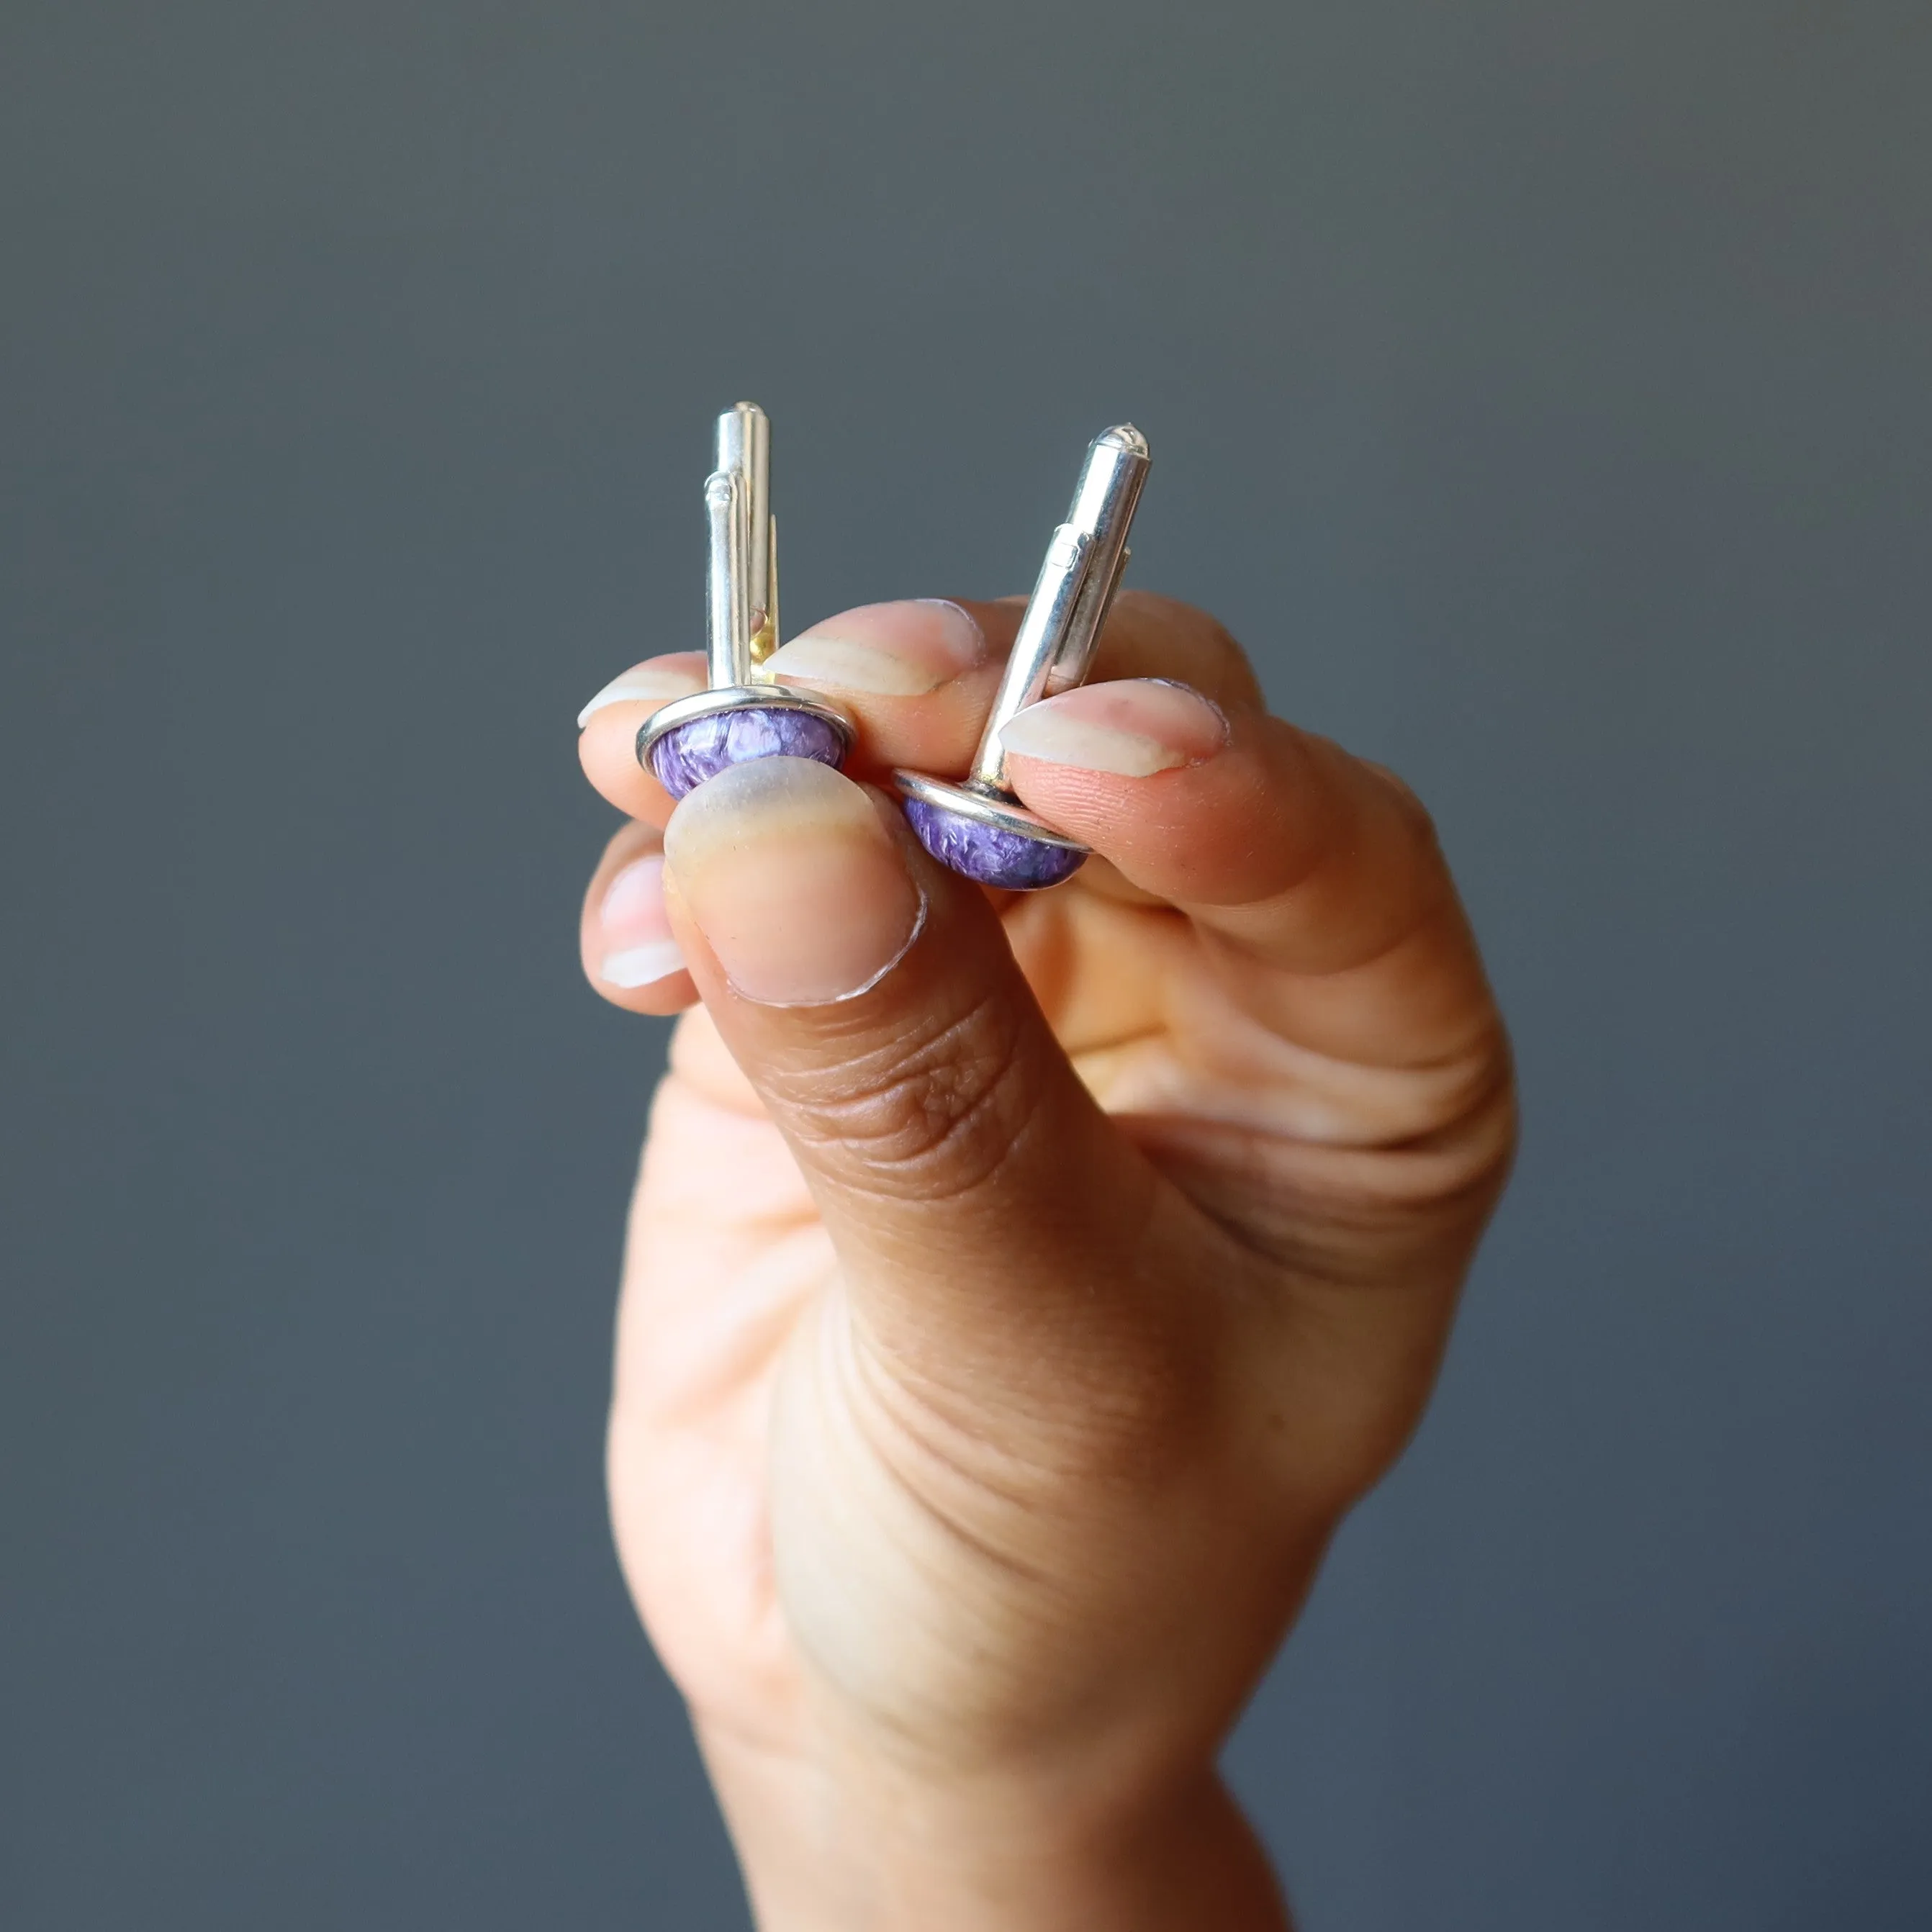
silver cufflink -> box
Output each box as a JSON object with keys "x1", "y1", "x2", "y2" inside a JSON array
[
  {"x1": 638, "y1": 402, "x2": 854, "y2": 799},
  {"x1": 893, "y1": 425, "x2": 1150, "y2": 889}
]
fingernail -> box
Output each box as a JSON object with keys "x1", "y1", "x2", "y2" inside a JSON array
[
  {"x1": 761, "y1": 600, "x2": 985, "y2": 698},
  {"x1": 577, "y1": 656, "x2": 708, "y2": 728},
  {"x1": 998, "y1": 679, "x2": 1228, "y2": 777},
  {"x1": 597, "y1": 854, "x2": 688, "y2": 988},
  {"x1": 663, "y1": 758, "x2": 924, "y2": 1006}
]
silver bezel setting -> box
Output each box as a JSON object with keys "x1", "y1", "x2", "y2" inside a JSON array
[
  {"x1": 891, "y1": 769, "x2": 1091, "y2": 854},
  {"x1": 639, "y1": 683, "x2": 855, "y2": 764}
]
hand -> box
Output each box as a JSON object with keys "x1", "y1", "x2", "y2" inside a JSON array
[{"x1": 575, "y1": 593, "x2": 1515, "y2": 1930}]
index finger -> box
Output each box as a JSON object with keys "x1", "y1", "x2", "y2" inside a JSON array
[
  {"x1": 773, "y1": 592, "x2": 1499, "y2": 1069},
  {"x1": 946, "y1": 595, "x2": 1499, "y2": 1073}
]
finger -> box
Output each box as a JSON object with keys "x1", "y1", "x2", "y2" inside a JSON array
[
  {"x1": 767, "y1": 589, "x2": 1494, "y2": 1067},
  {"x1": 999, "y1": 675, "x2": 1499, "y2": 1070},
  {"x1": 573, "y1": 603, "x2": 1010, "y2": 823},
  {"x1": 573, "y1": 608, "x2": 1003, "y2": 823},
  {"x1": 580, "y1": 818, "x2": 700, "y2": 1014},
  {"x1": 757, "y1": 590, "x2": 1264, "y2": 783},
  {"x1": 654, "y1": 754, "x2": 1204, "y2": 1389},
  {"x1": 576, "y1": 654, "x2": 708, "y2": 825},
  {"x1": 572, "y1": 595, "x2": 1261, "y2": 821},
  {"x1": 754, "y1": 599, "x2": 1002, "y2": 780}
]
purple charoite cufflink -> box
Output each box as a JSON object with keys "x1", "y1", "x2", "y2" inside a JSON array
[
  {"x1": 893, "y1": 424, "x2": 1151, "y2": 891},
  {"x1": 647, "y1": 695, "x2": 847, "y2": 797},
  {"x1": 900, "y1": 795, "x2": 1088, "y2": 890},
  {"x1": 639, "y1": 402, "x2": 852, "y2": 801}
]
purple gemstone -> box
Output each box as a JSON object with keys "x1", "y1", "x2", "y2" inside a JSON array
[
  {"x1": 646, "y1": 705, "x2": 845, "y2": 798},
  {"x1": 903, "y1": 798, "x2": 1087, "y2": 890}
]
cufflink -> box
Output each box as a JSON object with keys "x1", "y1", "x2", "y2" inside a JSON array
[
  {"x1": 638, "y1": 402, "x2": 854, "y2": 799},
  {"x1": 893, "y1": 425, "x2": 1150, "y2": 889}
]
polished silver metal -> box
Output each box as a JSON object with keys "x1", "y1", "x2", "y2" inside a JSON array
[
  {"x1": 713, "y1": 400, "x2": 778, "y2": 664},
  {"x1": 639, "y1": 401, "x2": 852, "y2": 776},
  {"x1": 893, "y1": 423, "x2": 1151, "y2": 848},
  {"x1": 968, "y1": 424, "x2": 1149, "y2": 793},
  {"x1": 893, "y1": 766, "x2": 1089, "y2": 852},
  {"x1": 703, "y1": 465, "x2": 748, "y2": 690},
  {"x1": 641, "y1": 677, "x2": 854, "y2": 750}
]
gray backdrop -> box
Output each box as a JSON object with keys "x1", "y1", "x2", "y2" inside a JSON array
[{"x1": 4, "y1": 4, "x2": 1928, "y2": 1926}]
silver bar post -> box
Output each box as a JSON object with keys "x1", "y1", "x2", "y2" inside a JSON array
[
  {"x1": 644, "y1": 400, "x2": 853, "y2": 799},
  {"x1": 967, "y1": 424, "x2": 1151, "y2": 793},
  {"x1": 704, "y1": 469, "x2": 748, "y2": 689},
  {"x1": 715, "y1": 401, "x2": 777, "y2": 665}
]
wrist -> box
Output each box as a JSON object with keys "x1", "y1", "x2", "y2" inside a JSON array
[{"x1": 697, "y1": 1720, "x2": 1290, "y2": 1932}]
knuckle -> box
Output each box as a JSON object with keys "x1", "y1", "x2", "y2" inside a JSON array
[
  {"x1": 769, "y1": 990, "x2": 1039, "y2": 1204},
  {"x1": 1357, "y1": 754, "x2": 1442, "y2": 849}
]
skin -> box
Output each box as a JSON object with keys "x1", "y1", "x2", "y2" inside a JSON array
[{"x1": 574, "y1": 592, "x2": 1516, "y2": 1930}]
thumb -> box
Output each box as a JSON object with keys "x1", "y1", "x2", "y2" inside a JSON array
[{"x1": 658, "y1": 754, "x2": 1165, "y2": 1378}]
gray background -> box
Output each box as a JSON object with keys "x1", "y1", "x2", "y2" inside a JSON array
[{"x1": 4, "y1": 2, "x2": 1928, "y2": 1926}]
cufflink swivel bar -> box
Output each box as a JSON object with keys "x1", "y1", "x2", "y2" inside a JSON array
[
  {"x1": 894, "y1": 425, "x2": 1152, "y2": 890},
  {"x1": 640, "y1": 402, "x2": 852, "y2": 800},
  {"x1": 707, "y1": 401, "x2": 780, "y2": 682}
]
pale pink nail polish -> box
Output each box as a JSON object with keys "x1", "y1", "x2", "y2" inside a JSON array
[
  {"x1": 598, "y1": 854, "x2": 687, "y2": 989},
  {"x1": 662, "y1": 759, "x2": 923, "y2": 1006},
  {"x1": 998, "y1": 680, "x2": 1228, "y2": 777},
  {"x1": 577, "y1": 656, "x2": 708, "y2": 728},
  {"x1": 762, "y1": 600, "x2": 988, "y2": 697}
]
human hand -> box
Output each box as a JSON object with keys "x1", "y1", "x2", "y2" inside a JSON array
[{"x1": 575, "y1": 592, "x2": 1515, "y2": 1930}]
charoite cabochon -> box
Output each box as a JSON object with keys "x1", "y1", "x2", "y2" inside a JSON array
[
  {"x1": 646, "y1": 707, "x2": 847, "y2": 800},
  {"x1": 901, "y1": 798, "x2": 1087, "y2": 891}
]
